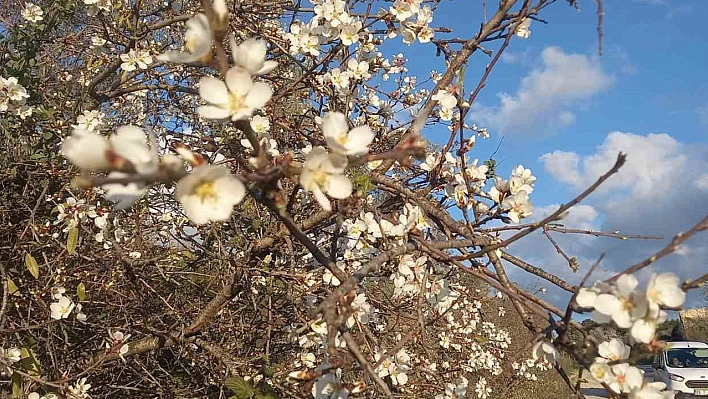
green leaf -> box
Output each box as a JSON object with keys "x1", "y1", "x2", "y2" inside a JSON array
[
  {"x1": 225, "y1": 377, "x2": 255, "y2": 399},
  {"x1": 255, "y1": 394, "x2": 277, "y2": 399},
  {"x1": 77, "y1": 282, "x2": 86, "y2": 302},
  {"x1": 24, "y1": 253, "x2": 39, "y2": 279},
  {"x1": 11, "y1": 372, "x2": 22, "y2": 398},
  {"x1": 473, "y1": 334, "x2": 489, "y2": 344},
  {"x1": 67, "y1": 226, "x2": 78, "y2": 255},
  {"x1": 20, "y1": 347, "x2": 41, "y2": 376},
  {"x1": 7, "y1": 278, "x2": 20, "y2": 296}
]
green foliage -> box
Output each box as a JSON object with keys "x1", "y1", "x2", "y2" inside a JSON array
[
  {"x1": 67, "y1": 226, "x2": 79, "y2": 255},
  {"x1": 225, "y1": 377, "x2": 255, "y2": 399},
  {"x1": 24, "y1": 253, "x2": 39, "y2": 279}
]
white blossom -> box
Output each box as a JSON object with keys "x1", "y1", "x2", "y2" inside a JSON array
[
  {"x1": 300, "y1": 147, "x2": 352, "y2": 211},
  {"x1": 322, "y1": 112, "x2": 375, "y2": 156},
  {"x1": 515, "y1": 18, "x2": 532, "y2": 39},
  {"x1": 22, "y1": 2, "x2": 44, "y2": 23},
  {"x1": 198, "y1": 67, "x2": 272, "y2": 121},
  {"x1": 175, "y1": 165, "x2": 246, "y2": 224},
  {"x1": 157, "y1": 14, "x2": 213, "y2": 63},
  {"x1": 50, "y1": 296, "x2": 75, "y2": 319},
  {"x1": 120, "y1": 50, "x2": 153, "y2": 71},
  {"x1": 230, "y1": 37, "x2": 278, "y2": 75}
]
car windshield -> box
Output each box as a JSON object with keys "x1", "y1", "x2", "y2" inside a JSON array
[{"x1": 667, "y1": 348, "x2": 708, "y2": 368}]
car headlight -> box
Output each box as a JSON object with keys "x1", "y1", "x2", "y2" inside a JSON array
[{"x1": 669, "y1": 373, "x2": 685, "y2": 382}]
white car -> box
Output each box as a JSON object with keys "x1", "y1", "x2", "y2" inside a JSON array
[{"x1": 653, "y1": 341, "x2": 708, "y2": 398}]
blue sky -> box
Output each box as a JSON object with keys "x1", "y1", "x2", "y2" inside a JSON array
[{"x1": 393, "y1": 0, "x2": 708, "y2": 309}]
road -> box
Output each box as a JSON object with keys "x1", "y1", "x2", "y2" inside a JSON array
[{"x1": 579, "y1": 365, "x2": 654, "y2": 399}]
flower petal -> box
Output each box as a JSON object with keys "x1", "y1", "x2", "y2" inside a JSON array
[{"x1": 199, "y1": 76, "x2": 229, "y2": 104}]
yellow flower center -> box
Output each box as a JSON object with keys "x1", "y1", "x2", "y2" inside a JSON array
[
  {"x1": 312, "y1": 170, "x2": 329, "y2": 188},
  {"x1": 228, "y1": 92, "x2": 247, "y2": 115},
  {"x1": 194, "y1": 181, "x2": 218, "y2": 203}
]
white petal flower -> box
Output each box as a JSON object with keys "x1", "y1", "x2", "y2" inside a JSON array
[
  {"x1": 157, "y1": 14, "x2": 213, "y2": 63},
  {"x1": 515, "y1": 18, "x2": 532, "y2": 39},
  {"x1": 230, "y1": 37, "x2": 278, "y2": 75},
  {"x1": 61, "y1": 129, "x2": 112, "y2": 171},
  {"x1": 250, "y1": 115, "x2": 270, "y2": 134},
  {"x1": 198, "y1": 67, "x2": 273, "y2": 121},
  {"x1": 22, "y1": 2, "x2": 44, "y2": 23},
  {"x1": 50, "y1": 296, "x2": 75, "y2": 319},
  {"x1": 532, "y1": 340, "x2": 558, "y2": 364},
  {"x1": 589, "y1": 361, "x2": 614, "y2": 384},
  {"x1": 120, "y1": 50, "x2": 152, "y2": 71},
  {"x1": 322, "y1": 112, "x2": 375, "y2": 156},
  {"x1": 501, "y1": 190, "x2": 533, "y2": 223},
  {"x1": 598, "y1": 338, "x2": 631, "y2": 361},
  {"x1": 175, "y1": 165, "x2": 246, "y2": 225},
  {"x1": 346, "y1": 58, "x2": 371, "y2": 80},
  {"x1": 68, "y1": 377, "x2": 92, "y2": 399},
  {"x1": 300, "y1": 147, "x2": 352, "y2": 211},
  {"x1": 609, "y1": 363, "x2": 643, "y2": 394},
  {"x1": 576, "y1": 288, "x2": 598, "y2": 308},
  {"x1": 646, "y1": 273, "x2": 685, "y2": 310}
]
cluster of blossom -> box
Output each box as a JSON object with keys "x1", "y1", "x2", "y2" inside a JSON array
[
  {"x1": 106, "y1": 330, "x2": 130, "y2": 361},
  {"x1": 589, "y1": 338, "x2": 674, "y2": 398},
  {"x1": 529, "y1": 272, "x2": 686, "y2": 398},
  {"x1": 71, "y1": 110, "x2": 104, "y2": 132},
  {"x1": 420, "y1": 150, "x2": 535, "y2": 223},
  {"x1": 388, "y1": 0, "x2": 435, "y2": 44},
  {"x1": 120, "y1": 49, "x2": 153, "y2": 72},
  {"x1": 300, "y1": 112, "x2": 375, "y2": 211},
  {"x1": 511, "y1": 357, "x2": 552, "y2": 381},
  {"x1": 576, "y1": 273, "x2": 686, "y2": 343},
  {"x1": 319, "y1": 58, "x2": 373, "y2": 96},
  {"x1": 0, "y1": 346, "x2": 22, "y2": 376},
  {"x1": 0, "y1": 76, "x2": 32, "y2": 119},
  {"x1": 487, "y1": 164, "x2": 536, "y2": 223},
  {"x1": 435, "y1": 376, "x2": 468, "y2": 399},
  {"x1": 51, "y1": 195, "x2": 133, "y2": 250},
  {"x1": 82, "y1": 0, "x2": 112, "y2": 17},
  {"x1": 286, "y1": 0, "x2": 365, "y2": 56},
  {"x1": 49, "y1": 286, "x2": 86, "y2": 322},
  {"x1": 21, "y1": 2, "x2": 43, "y2": 23},
  {"x1": 374, "y1": 349, "x2": 412, "y2": 386}
]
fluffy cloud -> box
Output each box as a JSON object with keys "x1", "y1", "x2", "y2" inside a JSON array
[
  {"x1": 470, "y1": 46, "x2": 612, "y2": 135},
  {"x1": 504, "y1": 131, "x2": 708, "y2": 310}
]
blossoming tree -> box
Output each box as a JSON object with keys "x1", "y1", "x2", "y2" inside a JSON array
[{"x1": 1, "y1": 0, "x2": 707, "y2": 398}]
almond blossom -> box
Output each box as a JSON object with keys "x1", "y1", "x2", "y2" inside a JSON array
[
  {"x1": 157, "y1": 14, "x2": 213, "y2": 63},
  {"x1": 346, "y1": 58, "x2": 371, "y2": 80},
  {"x1": 645, "y1": 273, "x2": 686, "y2": 311},
  {"x1": 250, "y1": 115, "x2": 270, "y2": 134},
  {"x1": 608, "y1": 363, "x2": 643, "y2": 394},
  {"x1": 22, "y1": 2, "x2": 43, "y2": 23},
  {"x1": 531, "y1": 340, "x2": 558, "y2": 364},
  {"x1": 322, "y1": 112, "x2": 375, "y2": 156},
  {"x1": 120, "y1": 50, "x2": 153, "y2": 71},
  {"x1": 598, "y1": 338, "x2": 631, "y2": 361},
  {"x1": 300, "y1": 147, "x2": 352, "y2": 211},
  {"x1": 50, "y1": 296, "x2": 75, "y2": 319},
  {"x1": 198, "y1": 66, "x2": 272, "y2": 121},
  {"x1": 501, "y1": 190, "x2": 533, "y2": 223},
  {"x1": 515, "y1": 18, "x2": 532, "y2": 39},
  {"x1": 175, "y1": 165, "x2": 246, "y2": 225},
  {"x1": 230, "y1": 37, "x2": 278, "y2": 75}
]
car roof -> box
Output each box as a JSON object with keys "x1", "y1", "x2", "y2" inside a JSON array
[{"x1": 665, "y1": 341, "x2": 708, "y2": 349}]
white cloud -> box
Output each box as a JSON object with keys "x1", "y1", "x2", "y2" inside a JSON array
[
  {"x1": 540, "y1": 131, "x2": 687, "y2": 195},
  {"x1": 528, "y1": 131, "x2": 708, "y2": 308},
  {"x1": 470, "y1": 46, "x2": 612, "y2": 135}
]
